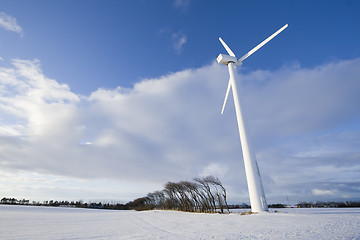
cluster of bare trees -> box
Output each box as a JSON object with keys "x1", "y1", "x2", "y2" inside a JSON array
[{"x1": 137, "y1": 176, "x2": 229, "y2": 213}]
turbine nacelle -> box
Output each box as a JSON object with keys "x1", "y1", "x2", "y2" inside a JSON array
[{"x1": 216, "y1": 54, "x2": 240, "y2": 66}]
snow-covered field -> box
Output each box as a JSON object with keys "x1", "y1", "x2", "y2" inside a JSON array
[{"x1": 0, "y1": 205, "x2": 359, "y2": 239}]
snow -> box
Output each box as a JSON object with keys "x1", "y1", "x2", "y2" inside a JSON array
[{"x1": 0, "y1": 205, "x2": 359, "y2": 239}]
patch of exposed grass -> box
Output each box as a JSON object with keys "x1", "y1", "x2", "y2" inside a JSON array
[{"x1": 239, "y1": 211, "x2": 257, "y2": 215}]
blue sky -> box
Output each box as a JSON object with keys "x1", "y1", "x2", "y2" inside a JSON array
[
  {"x1": 0, "y1": 0, "x2": 359, "y2": 204},
  {"x1": 2, "y1": 0, "x2": 359, "y2": 94}
]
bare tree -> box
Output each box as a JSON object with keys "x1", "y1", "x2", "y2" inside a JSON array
[
  {"x1": 164, "y1": 182, "x2": 182, "y2": 210},
  {"x1": 182, "y1": 181, "x2": 201, "y2": 212},
  {"x1": 204, "y1": 176, "x2": 230, "y2": 213},
  {"x1": 194, "y1": 177, "x2": 217, "y2": 212}
]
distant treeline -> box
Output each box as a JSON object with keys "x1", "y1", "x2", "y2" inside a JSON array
[
  {"x1": 296, "y1": 201, "x2": 360, "y2": 208},
  {"x1": 0, "y1": 197, "x2": 129, "y2": 210},
  {"x1": 3, "y1": 197, "x2": 360, "y2": 210},
  {"x1": 2, "y1": 181, "x2": 360, "y2": 212}
]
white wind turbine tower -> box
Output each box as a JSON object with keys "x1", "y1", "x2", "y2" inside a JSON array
[{"x1": 217, "y1": 24, "x2": 288, "y2": 212}]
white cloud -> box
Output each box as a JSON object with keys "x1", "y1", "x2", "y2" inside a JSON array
[
  {"x1": 240, "y1": 59, "x2": 360, "y2": 145},
  {"x1": 0, "y1": 59, "x2": 80, "y2": 138},
  {"x1": 200, "y1": 163, "x2": 229, "y2": 178},
  {"x1": 312, "y1": 188, "x2": 336, "y2": 196},
  {"x1": 0, "y1": 57, "x2": 360, "y2": 202},
  {"x1": 0, "y1": 12, "x2": 23, "y2": 37}
]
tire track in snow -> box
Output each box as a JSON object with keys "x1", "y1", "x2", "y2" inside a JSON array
[{"x1": 126, "y1": 211, "x2": 182, "y2": 239}]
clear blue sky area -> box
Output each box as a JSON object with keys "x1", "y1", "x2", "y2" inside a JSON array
[{"x1": 1, "y1": 0, "x2": 359, "y2": 94}]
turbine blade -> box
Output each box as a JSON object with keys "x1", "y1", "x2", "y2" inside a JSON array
[
  {"x1": 238, "y1": 24, "x2": 288, "y2": 63},
  {"x1": 221, "y1": 79, "x2": 232, "y2": 115},
  {"x1": 219, "y1": 37, "x2": 236, "y2": 57}
]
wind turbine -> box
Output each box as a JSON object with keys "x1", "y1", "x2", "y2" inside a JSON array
[{"x1": 217, "y1": 24, "x2": 288, "y2": 212}]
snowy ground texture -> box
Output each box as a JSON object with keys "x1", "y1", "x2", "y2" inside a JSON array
[{"x1": 0, "y1": 205, "x2": 359, "y2": 240}]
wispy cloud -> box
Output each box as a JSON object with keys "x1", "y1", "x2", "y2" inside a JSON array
[
  {"x1": 158, "y1": 28, "x2": 187, "y2": 54},
  {"x1": 0, "y1": 12, "x2": 23, "y2": 37},
  {"x1": 172, "y1": 32, "x2": 187, "y2": 54},
  {"x1": 173, "y1": 0, "x2": 191, "y2": 12},
  {"x1": 0, "y1": 58, "x2": 359, "y2": 202}
]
